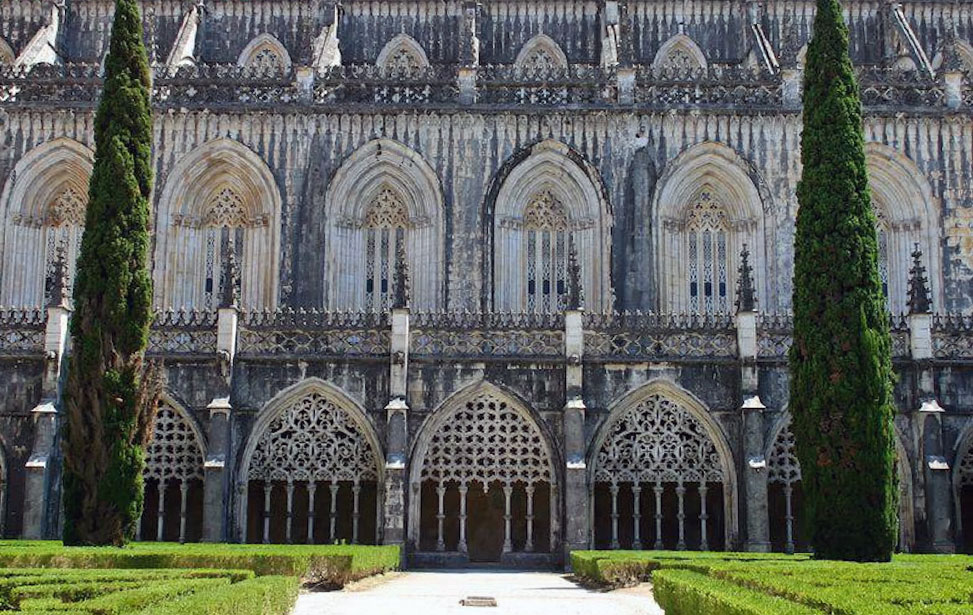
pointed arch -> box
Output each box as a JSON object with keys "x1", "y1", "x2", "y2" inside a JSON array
[
  {"x1": 0, "y1": 38, "x2": 14, "y2": 64},
  {"x1": 237, "y1": 378, "x2": 385, "y2": 544},
  {"x1": 514, "y1": 34, "x2": 568, "y2": 71},
  {"x1": 653, "y1": 34, "x2": 708, "y2": 71},
  {"x1": 237, "y1": 33, "x2": 292, "y2": 73},
  {"x1": 654, "y1": 142, "x2": 767, "y2": 313},
  {"x1": 953, "y1": 420, "x2": 973, "y2": 550},
  {"x1": 865, "y1": 143, "x2": 941, "y2": 313},
  {"x1": 589, "y1": 379, "x2": 738, "y2": 549},
  {"x1": 932, "y1": 39, "x2": 973, "y2": 72},
  {"x1": 0, "y1": 138, "x2": 94, "y2": 306},
  {"x1": 376, "y1": 34, "x2": 430, "y2": 74},
  {"x1": 767, "y1": 410, "x2": 916, "y2": 552},
  {"x1": 323, "y1": 139, "x2": 444, "y2": 311},
  {"x1": 488, "y1": 139, "x2": 612, "y2": 312},
  {"x1": 408, "y1": 380, "x2": 561, "y2": 558},
  {"x1": 155, "y1": 138, "x2": 281, "y2": 310},
  {"x1": 140, "y1": 395, "x2": 207, "y2": 543}
]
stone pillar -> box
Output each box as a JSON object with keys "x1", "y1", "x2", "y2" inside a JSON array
[
  {"x1": 943, "y1": 71, "x2": 963, "y2": 110},
  {"x1": 782, "y1": 68, "x2": 803, "y2": 107},
  {"x1": 737, "y1": 309, "x2": 770, "y2": 551},
  {"x1": 217, "y1": 307, "x2": 238, "y2": 363},
  {"x1": 23, "y1": 304, "x2": 72, "y2": 539},
  {"x1": 383, "y1": 307, "x2": 410, "y2": 547},
  {"x1": 296, "y1": 66, "x2": 315, "y2": 103},
  {"x1": 563, "y1": 309, "x2": 588, "y2": 558},
  {"x1": 909, "y1": 311, "x2": 954, "y2": 552},
  {"x1": 203, "y1": 397, "x2": 231, "y2": 542},
  {"x1": 22, "y1": 402, "x2": 57, "y2": 539},
  {"x1": 617, "y1": 67, "x2": 635, "y2": 105},
  {"x1": 458, "y1": 68, "x2": 477, "y2": 104}
]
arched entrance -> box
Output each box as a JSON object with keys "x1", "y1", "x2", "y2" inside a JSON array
[
  {"x1": 139, "y1": 398, "x2": 205, "y2": 543},
  {"x1": 409, "y1": 383, "x2": 558, "y2": 565},
  {"x1": 955, "y1": 424, "x2": 973, "y2": 554},
  {"x1": 238, "y1": 379, "x2": 384, "y2": 544},
  {"x1": 589, "y1": 382, "x2": 737, "y2": 551},
  {"x1": 767, "y1": 415, "x2": 917, "y2": 553}
]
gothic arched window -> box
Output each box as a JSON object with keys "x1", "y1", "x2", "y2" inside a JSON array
[
  {"x1": 362, "y1": 187, "x2": 409, "y2": 312},
  {"x1": 874, "y1": 205, "x2": 891, "y2": 301},
  {"x1": 0, "y1": 138, "x2": 94, "y2": 307},
  {"x1": 237, "y1": 34, "x2": 292, "y2": 75},
  {"x1": 376, "y1": 35, "x2": 430, "y2": 77},
  {"x1": 198, "y1": 186, "x2": 256, "y2": 309},
  {"x1": 685, "y1": 189, "x2": 730, "y2": 314},
  {"x1": 514, "y1": 35, "x2": 568, "y2": 74},
  {"x1": 523, "y1": 190, "x2": 570, "y2": 313}
]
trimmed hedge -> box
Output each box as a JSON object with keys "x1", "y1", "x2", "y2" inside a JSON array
[
  {"x1": 138, "y1": 576, "x2": 298, "y2": 615},
  {"x1": 0, "y1": 542, "x2": 400, "y2": 586},
  {"x1": 572, "y1": 551, "x2": 973, "y2": 615}
]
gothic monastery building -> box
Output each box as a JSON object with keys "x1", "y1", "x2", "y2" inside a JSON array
[{"x1": 0, "y1": 0, "x2": 972, "y2": 563}]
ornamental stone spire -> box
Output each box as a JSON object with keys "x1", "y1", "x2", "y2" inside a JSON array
[
  {"x1": 46, "y1": 244, "x2": 70, "y2": 308},
  {"x1": 566, "y1": 235, "x2": 584, "y2": 310},
  {"x1": 735, "y1": 243, "x2": 756, "y2": 313},
  {"x1": 393, "y1": 238, "x2": 410, "y2": 309},
  {"x1": 219, "y1": 248, "x2": 240, "y2": 309},
  {"x1": 908, "y1": 243, "x2": 932, "y2": 315}
]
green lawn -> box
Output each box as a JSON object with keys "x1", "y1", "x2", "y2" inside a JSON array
[
  {"x1": 0, "y1": 541, "x2": 402, "y2": 615},
  {"x1": 572, "y1": 551, "x2": 973, "y2": 615}
]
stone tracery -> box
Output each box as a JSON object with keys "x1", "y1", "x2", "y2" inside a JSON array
[
  {"x1": 46, "y1": 187, "x2": 87, "y2": 227},
  {"x1": 140, "y1": 402, "x2": 205, "y2": 543},
  {"x1": 593, "y1": 391, "x2": 726, "y2": 550},
  {"x1": 416, "y1": 390, "x2": 555, "y2": 556},
  {"x1": 767, "y1": 423, "x2": 802, "y2": 553}
]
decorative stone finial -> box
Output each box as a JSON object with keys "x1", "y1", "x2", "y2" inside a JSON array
[
  {"x1": 735, "y1": 243, "x2": 756, "y2": 313},
  {"x1": 46, "y1": 244, "x2": 70, "y2": 308},
  {"x1": 566, "y1": 235, "x2": 584, "y2": 310},
  {"x1": 392, "y1": 238, "x2": 410, "y2": 309},
  {"x1": 908, "y1": 243, "x2": 932, "y2": 314},
  {"x1": 219, "y1": 248, "x2": 240, "y2": 309}
]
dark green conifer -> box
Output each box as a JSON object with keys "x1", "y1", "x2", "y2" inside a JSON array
[
  {"x1": 62, "y1": 0, "x2": 158, "y2": 546},
  {"x1": 790, "y1": 0, "x2": 898, "y2": 561}
]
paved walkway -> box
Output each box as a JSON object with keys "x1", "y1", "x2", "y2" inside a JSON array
[{"x1": 293, "y1": 569, "x2": 664, "y2": 615}]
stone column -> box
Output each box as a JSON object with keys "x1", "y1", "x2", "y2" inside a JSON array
[
  {"x1": 563, "y1": 308, "x2": 589, "y2": 558},
  {"x1": 738, "y1": 309, "x2": 770, "y2": 551},
  {"x1": 23, "y1": 303, "x2": 72, "y2": 539},
  {"x1": 910, "y1": 311, "x2": 954, "y2": 552},
  {"x1": 203, "y1": 397, "x2": 231, "y2": 542},
  {"x1": 383, "y1": 307, "x2": 410, "y2": 547}
]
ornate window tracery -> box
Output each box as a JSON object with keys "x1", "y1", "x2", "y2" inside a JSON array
[
  {"x1": 249, "y1": 391, "x2": 380, "y2": 483},
  {"x1": 249, "y1": 47, "x2": 285, "y2": 73},
  {"x1": 685, "y1": 189, "x2": 730, "y2": 314},
  {"x1": 523, "y1": 190, "x2": 570, "y2": 313},
  {"x1": 875, "y1": 206, "x2": 891, "y2": 302},
  {"x1": 197, "y1": 186, "x2": 252, "y2": 310},
  {"x1": 519, "y1": 47, "x2": 559, "y2": 73},
  {"x1": 41, "y1": 186, "x2": 88, "y2": 305},
  {"x1": 384, "y1": 47, "x2": 423, "y2": 76},
  {"x1": 660, "y1": 47, "x2": 702, "y2": 71},
  {"x1": 960, "y1": 446, "x2": 973, "y2": 488},
  {"x1": 362, "y1": 187, "x2": 409, "y2": 312},
  {"x1": 593, "y1": 392, "x2": 725, "y2": 551},
  {"x1": 140, "y1": 403, "x2": 205, "y2": 543},
  {"x1": 767, "y1": 423, "x2": 802, "y2": 553},
  {"x1": 246, "y1": 390, "x2": 381, "y2": 545}
]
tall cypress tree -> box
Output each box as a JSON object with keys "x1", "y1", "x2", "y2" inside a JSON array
[
  {"x1": 790, "y1": 0, "x2": 898, "y2": 561},
  {"x1": 62, "y1": 0, "x2": 157, "y2": 546}
]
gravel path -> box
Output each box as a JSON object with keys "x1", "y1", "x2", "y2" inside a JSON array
[{"x1": 293, "y1": 569, "x2": 664, "y2": 615}]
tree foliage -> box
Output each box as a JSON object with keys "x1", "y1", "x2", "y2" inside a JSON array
[
  {"x1": 790, "y1": 0, "x2": 898, "y2": 561},
  {"x1": 62, "y1": 0, "x2": 158, "y2": 546}
]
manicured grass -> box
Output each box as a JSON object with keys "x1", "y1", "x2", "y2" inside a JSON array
[
  {"x1": 0, "y1": 541, "x2": 400, "y2": 586},
  {"x1": 572, "y1": 551, "x2": 973, "y2": 615}
]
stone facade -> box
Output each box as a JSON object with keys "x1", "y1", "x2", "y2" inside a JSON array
[{"x1": 0, "y1": 0, "x2": 972, "y2": 563}]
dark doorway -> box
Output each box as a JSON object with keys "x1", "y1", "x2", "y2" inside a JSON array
[{"x1": 467, "y1": 482, "x2": 506, "y2": 562}]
